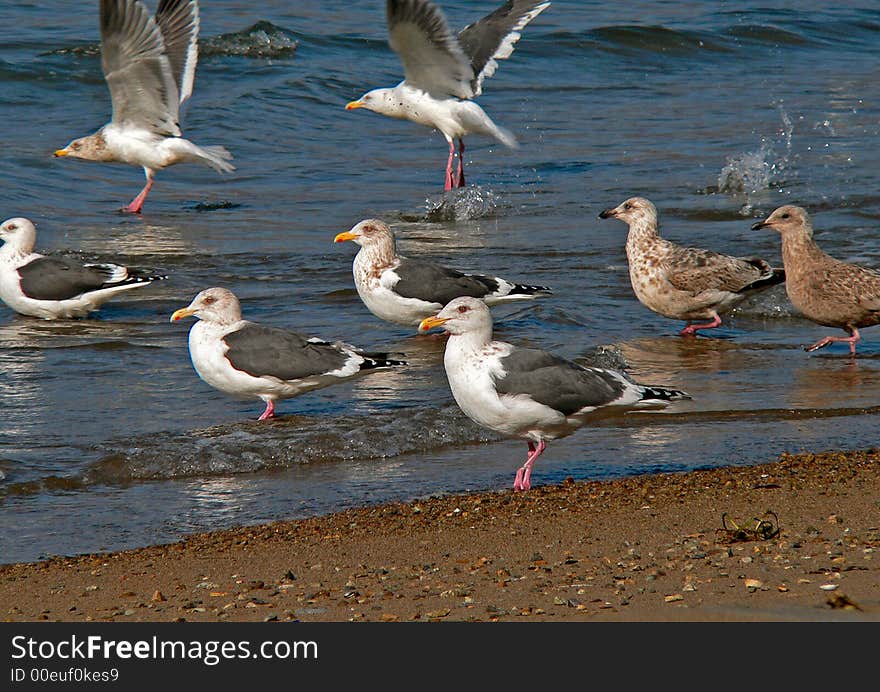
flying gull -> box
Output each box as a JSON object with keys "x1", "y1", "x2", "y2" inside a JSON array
[
  {"x1": 334, "y1": 218, "x2": 551, "y2": 328},
  {"x1": 54, "y1": 0, "x2": 234, "y2": 213},
  {"x1": 346, "y1": 0, "x2": 550, "y2": 190},
  {"x1": 753, "y1": 205, "x2": 880, "y2": 355},
  {"x1": 170, "y1": 287, "x2": 408, "y2": 420},
  {"x1": 600, "y1": 197, "x2": 785, "y2": 336},
  {"x1": 0, "y1": 217, "x2": 165, "y2": 319},
  {"x1": 419, "y1": 296, "x2": 689, "y2": 490}
]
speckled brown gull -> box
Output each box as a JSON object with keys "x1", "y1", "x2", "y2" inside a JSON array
[
  {"x1": 170, "y1": 288, "x2": 406, "y2": 420},
  {"x1": 334, "y1": 218, "x2": 551, "y2": 329},
  {"x1": 600, "y1": 197, "x2": 785, "y2": 336},
  {"x1": 418, "y1": 297, "x2": 689, "y2": 491},
  {"x1": 345, "y1": 0, "x2": 550, "y2": 190},
  {"x1": 752, "y1": 205, "x2": 880, "y2": 355},
  {"x1": 53, "y1": 0, "x2": 234, "y2": 213}
]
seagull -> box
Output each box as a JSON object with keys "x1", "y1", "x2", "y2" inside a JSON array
[
  {"x1": 54, "y1": 0, "x2": 234, "y2": 213},
  {"x1": 334, "y1": 218, "x2": 551, "y2": 328},
  {"x1": 753, "y1": 205, "x2": 880, "y2": 355},
  {"x1": 0, "y1": 217, "x2": 165, "y2": 319},
  {"x1": 170, "y1": 287, "x2": 408, "y2": 420},
  {"x1": 600, "y1": 197, "x2": 785, "y2": 336},
  {"x1": 345, "y1": 0, "x2": 550, "y2": 190},
  {"x1": 419, "y1": 296, "x2": 689, "y2": 490}
]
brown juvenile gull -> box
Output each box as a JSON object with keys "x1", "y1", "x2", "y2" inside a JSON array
[
  {"x1": 752, "y1": 205, "x2": 880, "y2": 355},
  {"x1": 54, "y1": 0, "x2": 234, "y2": 213},
  {"x1": 334, "y1": 218, "x2": 551, "y2": 328},
  {"x1": 345, "y1": 0, "x2": 550, "y2": 190},
  {"x1": 419, "y1": 297, "x2": 689, "y2": 490},
  {"x1": 0, "y1": 217, "x2": 165, "y2": 319},
  {"x1": 170, "y1": 287, "x2": 407, "y2": 420},
  {"x1": 599, "y1": 197, "x2": 785, "y2": 336}
]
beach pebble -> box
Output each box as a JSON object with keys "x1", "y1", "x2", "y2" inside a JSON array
[{"x1": 820, "y1": 583, "x2": 839, "y2": 591}]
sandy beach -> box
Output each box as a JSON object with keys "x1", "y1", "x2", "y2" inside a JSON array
[{"x1": 1, "y1": 447, "x2": 878, "y2": 622}]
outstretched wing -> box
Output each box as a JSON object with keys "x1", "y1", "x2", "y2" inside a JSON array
[
  {"x1": 101, "y1": 0, "x2": 181, "y2": 134},
  {"x1": 154, "y1": 0, "x2": 199, "y2": 106},
  {"x1": 387, "y1": 0, "x2": 474, "y2": 98},
  {"x1": 457, "y1": 0, "x2": 550, "y2": 95}
]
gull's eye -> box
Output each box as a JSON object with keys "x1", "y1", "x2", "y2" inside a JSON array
[
  {"x1": 6, "y1": 223, "x2": 16, "y2": 231},
  {"x1": 72, "y1": 142, "x2": 82, "y2": 151},
  {"x1": 781, "y1": 213, "x2": 790, "y2": 219},
  {"x1": 203, "y1": 296, "x2": 216, "y2": 305},
  {"x1": 457, "y1": 305, "x2": 468, "y2": 313},
  {"x1": 623, "y1": 203, "x2": 632, "y2": 210}
]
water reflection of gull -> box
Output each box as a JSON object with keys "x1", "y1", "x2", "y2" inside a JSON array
[{"x1": 788, "y1": 359, "x2": 880, "y2": 410}]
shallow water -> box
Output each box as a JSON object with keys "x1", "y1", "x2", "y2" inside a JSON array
[{"x1": 2, "y1": 1, "x2": 880, "y2": 563}]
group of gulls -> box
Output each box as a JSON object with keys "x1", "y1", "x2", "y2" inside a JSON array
[{"x1": 2, "y1": 1, "x2": 880, "y2": 490}]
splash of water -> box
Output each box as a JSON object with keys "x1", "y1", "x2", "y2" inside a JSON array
[
  {"x1": 424, "y1": 186, "x2": 499, "y2": 221},
  {"x1": 717, "y1": 105, "x2": 794, "y2": 210},
  {"x1": 201, "y1": 21, "x2": 299, "y2": 59}
]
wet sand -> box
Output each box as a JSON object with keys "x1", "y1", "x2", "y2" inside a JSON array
[{"x1": 1, "y1": 448, "x2": 878, "y2": 622}]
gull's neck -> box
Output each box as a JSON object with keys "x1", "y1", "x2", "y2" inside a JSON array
[
  {"x1": 356, "y1": 236, "x2": 398, "y2": 270},
  {"x1": 447, "y1": 325, "x2": 494, "y2": 355},
  {"x1": 0, "y1": 242, "x2": 33, "y2": 265}
]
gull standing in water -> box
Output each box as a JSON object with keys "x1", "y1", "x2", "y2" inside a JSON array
[
  {"x1": 346, "y1": 0, "x2": 550, "y2": 191},
  {"x1": 0, "y1": 217, "x2": 165, "y2": 319},
  {"x1": 334, "y1": 219, "x2": 551, "y2": 329},
  {"x1": 600, "y1": 197, "x2": 785, "y2": 336},
  {"x1": 753, "y1": 205, "x2": 880, "y2": 355},
  {"x1": 419, "y1": 297, "x2": 689, "y2": 491},
  {"x1": 171, "y1": 288, "x2": 407, "y2": 421},
  {"x1": 54, "y1": 0, "x2": 234, "y2": 213}
]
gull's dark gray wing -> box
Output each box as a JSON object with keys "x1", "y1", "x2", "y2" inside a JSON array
[
  {"x1": 494, "y1": 347, "x2": 628, "y2": 416},
  {"x1": 154, "y1": 0, "x2": 199, "y2": 106},
  {"x1": 391, "y1": 258, "x2": 498, "y2": 305},
  {"x1": 457, "y1": 0, "x2": 550, "y2": 95},
  {"x1": 387, "y1": 0, "x2": 474, "y2": 98},
  {"x1": 222, "y1": 324, "x2": 354, "y2": 382},
  {"x1": 17, "y1": 257, "x2": 126, "y2": 301},
  {"x1": 101, "y1": 0, "x2": 181, "y2": 134}
]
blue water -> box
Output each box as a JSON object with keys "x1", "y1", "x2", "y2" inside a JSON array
[{"x1": 2, "y1": 0, "x2": 880, "y2": 563}]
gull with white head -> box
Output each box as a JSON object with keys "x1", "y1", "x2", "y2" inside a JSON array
[
  {"x1": 419, "y1": 297, "x2": 689, "y2": 490},
  {"x1": 171, "y1": 288, "x2": 407, "y2": 420},
  {"x1": 346, "y1": 0, "x2": 550, "y2": 190},
  {"x1": 0, "y1": 217, "x2": 165, "y2": 319}
]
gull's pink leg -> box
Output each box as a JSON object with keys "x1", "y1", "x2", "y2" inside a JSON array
[
  {"x1": 456, "y1": 138, "x2": 466, "y2": 188},
  {"x1": 513, "y1": 439, "x2": 546, "y2": 491},
  {"x1": 257, "y1": 400, "x2": 276, "y2": 421},
  {"x1": 444, "y1": 140, "x2": 455, "y2": 191},
  {"x1": 806, "y1": 326, "x2": 861, "y2": 355},
  {"x1": 123, "y1": 173, "x2": 154, "y2": 214},
  {"x1": 679, "y1": 314, "x2": 722, "y2": 336}
]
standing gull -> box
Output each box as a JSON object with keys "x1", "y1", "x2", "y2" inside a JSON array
[
  {"x1": 54, "y1": 0, "x2": 234, "y2": 213},
  {"x1": 600, "y1": 197, "x2": 785, "y2": 336},
  {"x1": 345, "y1": 0, "x2": 550, "y2": 190},
  {"x1": 0, "y1": 217, "x2": 165, "y2": 319},
  {"x1": 419, "y1": 297, "x2": 689, "y2": 490},
  {"x1": 171, "y1": 287, "x2": 407, "y2": 420},
  {"x1": 753, "y1": 205, "x2": 880, "y2": 355},
  {"x1": 334, "y1": 218, "x2": 551, "y2": 328}
]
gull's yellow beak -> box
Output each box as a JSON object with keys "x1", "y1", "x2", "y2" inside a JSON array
[
  {"x1": 53, "y1": 148, "x2": 69, "y2": 157},
  {"x1": 418, "y1": 315, "x2": 449, "y2": 333},
  {"x1": 345, "y1": 100, "x2": 364, "y2": 111},
  {"x1": 170, "y1": 307, "x2": 196, "y2": 323},
  {"x1": 334, "y1": 231, "x2": 358, "y2": 243}
]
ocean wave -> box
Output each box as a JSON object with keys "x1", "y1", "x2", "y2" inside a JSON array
[{"x1": 45, "y1": 20, "x2": 298, "y2": 61}]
